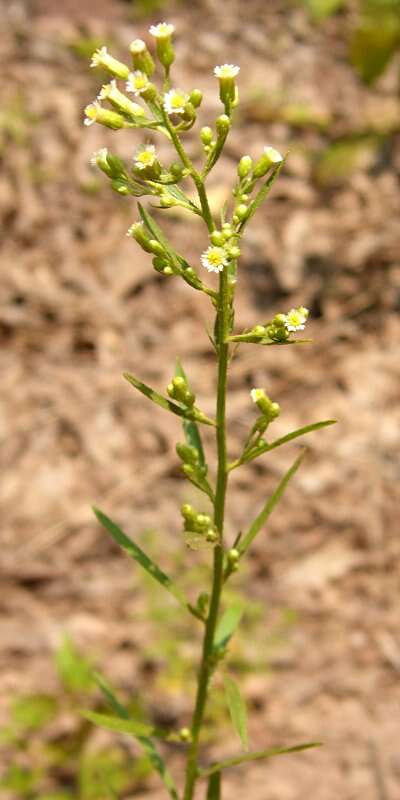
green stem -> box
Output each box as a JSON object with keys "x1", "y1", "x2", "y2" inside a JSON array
[{"x1": 182, "y1": 266, "x2": 230, "y2": 800}]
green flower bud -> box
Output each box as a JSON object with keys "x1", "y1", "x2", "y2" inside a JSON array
[
  {"x1": 84, "y1": 103, "x2": 125, "y2": 130},
  {"x1": 179, "y1": 727, "x2": 191, "y2": 742},
  {"x1": 181, "y1": 503, "x2": 196, "y2": 522},
  {"x1": 250, "y1": 388, "x2": 280, "y2": 421},
  {"x1": 176, "y1": 443, "x2": 199, "y2": 465},
  {"x1": 90, "y1": 148, "x2": 126, "y2": 179},
  {"x1": 210, "y1": 231, "x2": 225, "y2": 247},
  {"x1": 228, "y1": 246, "x2": 241, "y2": 259},
  {"x1": 237, "y1": 155, "x2": 253, "y2": 178},
  {"x1": 127, "y1": 222, "x2": 154, "y2": 252},
  {"x1": 111, "y1": 179, "x2": 130, "y2": 195},
  {"x1": 167, "y1": 376, "x2": 196, "y2": 406},
  {"x1": 148, "y1": 239, "x2": 165, "y2": 256},
  {"x1": 149, "y1": 22, "x2": 175, "y2": 70},
  {"x1": 189, "y1": 89, "x2": 203, "y2": 108},
  {"x1": 253, "y1": 146, "x2": 283, "y2": 179},
  {"x1": 152, "y1": 256, "x2": 170, "y2": 273},
  {"x1": 234, "y1": 204, "x2": 248, "y2": 221},
  {"x1": 214, "y1": 64, "x2": 240, "y2": 111},
  {"x1": 206, "y1": 529, "x2": 218, "y2": 543},
  {"x1": 216, "y1": 114, "x2": 231, "y2": 137},
  {"x1": 129, "y1": 39, "x2": 155, "y2": 76},
  {"x1": 163, "y1": 266, "x2": 173, "y2": 275},
  {"x1": 170, "y1": 162, "x2": 184, "y2": 180},
  {"x1": 97, "y1": 82, "x2": 147, "y2": 122},
  {"x1": 200, "y1": 126, "x2": 213, "y2": 146},
  {"x1": 253, "y1": 325, "x2": 266, "y2": 336},
  {"x1": 227, "y1": 548, "x2": 240, "y2": 564}
]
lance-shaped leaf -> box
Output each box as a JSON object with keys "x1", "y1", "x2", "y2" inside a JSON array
[
  {"x1": 214, "y1": 603, "x2": 243, "y2": 651},
  {"x1": 206, "y1": 771, "x2": 221, "y2": 799},
  {"x1": 200, "y1": 741, "x2": 322, "y2": 777},
  {"x1": 90, "y1": 675, "x2": 179, "y2": 800},
  {"x1": 81, "y1": 711, "x2": 159, "y2": 738},
  {"x1": 239, "y1": 419, "x2": 336, "y2": 466},
  {"x1": 93, "y1": 508, "x2": 190, "y2": 611},
  {"x1": 175, "y1": 359, "x2": 206, "y2": 469},
  {"x1": 123, "y1": 372, "x2": 215, "y2": 426},
  {"x1": 239, "y1": 450, "x2": 305, "y2": 556},
  {"x1": 239, "y1": 160, "x2": 285, "y2": 229},
  {"x1": 223, "y1": 676, "x2": 249, "y2": 750}
]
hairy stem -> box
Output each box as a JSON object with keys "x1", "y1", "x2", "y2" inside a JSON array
[{"x1": 182, "y1": 265, "x2": 230, "y2": 800}]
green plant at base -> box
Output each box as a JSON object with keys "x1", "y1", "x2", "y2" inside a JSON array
[{"x1": 83, "y1": 22, "x2": 336, "y2": 799}]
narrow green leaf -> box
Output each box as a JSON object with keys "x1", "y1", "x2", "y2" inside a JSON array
[
  {"x1": 123, "y1": 372, "x2": 214, "y2": 426},
  {"x1": 200, "y1": 742, "x2": 322, "y2": 777},
  {"x1": 239, "y1": 450, "x2": 305, "y2": 555},
  {"x1": 241, "y1": 160, "x2": 285, "y2": 226},
  {"x1": 214, "y1": 604, "x2": 243, "y2": 650},
  {"x1": 93, "y1": 673, "x2": 129, "y2": 720},
  {"x1": 206, "y1": 771, "x2": 221, "y2": 799},
  {"x1": 93, "y1": 508, "x2": 188, "y2": 610},
  {"x1": 223, "y1": 676, "x2": 249, "y2": 750},
  {"x1": 241, "y1": 419, "x2": 336, "y2": 465},
  {"x1": 175, "y1": 359, "x2": 206, "y2": 469},
  {"x1": 81, "y1": 711, "x2": 156, "y2": 738}
]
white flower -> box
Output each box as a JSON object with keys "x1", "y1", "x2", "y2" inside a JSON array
[
  {"x1": 84, "y1": 101, "x2": 100, "y2": 126},
  {"x1": 134, "y1": 143, "x2": 156, "y2": 170},
  {"x1": 97, "y1": 78, "x2": 116, "y2": 100},
  {"x1": 90, "y1": 147, "x2": 108, "y2": 166},
  {"x1": 90, "y1": 46, "x2": 108, "y2": 68},
  {"x1": 284, "y1": 307, "x2": 309, "y2": 332},
  {"x1": 214, "y1": 64, "x2": 240, "y2": 79},
  {"x1": 163, "y1": 88, "x2": 188, "y2": 115},
  {"x1": 149, "y1": 22, "x2": 175, "y2": 38},
  {"x1": 126, "y1": 71, "x2": 149, "y2": 96},
  {"x1": 201, "y1": 246, "x2": 229, "y2": 274},
  {"x1": 263, "y1": 146, "x2": 283, "y2": 164}
]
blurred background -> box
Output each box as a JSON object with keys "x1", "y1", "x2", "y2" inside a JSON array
[{"x1": 1, "y1": 0, "x2": 400, "y2": 797}]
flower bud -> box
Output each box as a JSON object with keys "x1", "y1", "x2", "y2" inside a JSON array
[
  {"x1": 206, "y1": 530, "x2": 218, "y2": 543},
  {"x1": 253, "y1": 325, "x2": 266, "y2": 336},
  {"x1": 237, "y1": 155, "x2": 253, "y2": 178},
  {"x1": 149, "y1": 22, "x2": 175, "y2": 70},
  {"x1": 90, "y1": 148, "x2": 126, "y2": 179},
  {"x1": 210, "y1": 230, "x2": 225, "y2": 247},
  {"x1": 167, "y1": 376, "x2": 195, "y2": 406},
  {"x1": 200, "y1": 126, "x2": 213, "y2": 146},
  {"x1": 152, "y1": 256, "x2": 170, "y2": 273},
  {"x1": 127, "y1": 222, "x2": 155, "y2": 253},
  {"x1": 84, "y1": 102, "x2": 125, "y2": 130},
  {"x1": 179, "y1": 727, "x2": 191, "y2": 742},
  {"x1": 234, "y1": 204, "x2": 248, "y2": 221},
  {"x1": 129, "y1": 39, "x2": 155, "y2": 76},
  {"x1": 90, "y1": 46, "x2": 129, "y2": 79},
  {"x1": 250, "y1": 388, "x2": 280, "y2": 421},
  {"x1": 98, "y1": 81, "x2": 146, "y2": 122},
  {"x1": 170, "y1": 162, "x2": 184, "y2": 180},
  {"x1": 228, "y1": 245, "x2": 241, "y2": 259},
  {"x1": 189, "y1": 89, "x2": 203, "y2": 108},
  {"x1": 111, "y1": 179, "x2": 130, "y2": 195},
  {"x1": 227, "y1": 548, "x2": 240, "y2": 564},
  {"x1": 216, "y1": 114, "x2": 231, "y2": 137},
  {"x1": 253, "y1": 146, "x2": 283, "y2": 179},
  {"x1": 176, "y1": 442, "x2": 199, "y2": 465}
]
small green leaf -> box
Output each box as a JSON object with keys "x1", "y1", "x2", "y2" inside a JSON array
[
  {"x1": 241, "y1": 419, "x2": 336, "y2": 464},
  {"x1": 81, "y1": 710, "x2": 157, "y2": 738},
  {"x1": 206, "y1": 771, "x2": 221, "y2": 799},
  {"x1": 123, "y1": 372, "x2": 214, "y2": 426},
  {"x1": 214, "y1": 603, "x2": 243, "y2": 650},
  {"x1": 93, "y1": 672, "x2": 129, "y2": 720},
  {"x1": 223, "y1": 676, "x2": 249, "y2": 750},
  {"x1": 239, "y1": 450, "x2": 305, "y2": 555},
  {"x1": 241, "y1": 160, "x2": 285, "y2": 226},
  {"x1": 93, "y1": 508, "x2": 189, "y2": 610},
  {"x1": 200, "y1": 741, "x2": 322, "y2": 777}
]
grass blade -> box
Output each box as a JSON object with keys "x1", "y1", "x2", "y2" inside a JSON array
[
  {"x1": 214, "y1": 604, "x2": 243, "y2": 650},
  {"x1": 93, "y1": 672, "x2": 129, "y2": 720},
  {"x1": 200, "y1": 742, "x2": 322, "y2": 777},
  {"x1": 123, "y1": 372, "x2": 214, "y2": 426},
  {"x1": 223, "y1": 676, "x2": 249, "y2": 750},
  {"x1": 206, "y1": 771, "x2": 221, "y2": 799},
  {"x1": 241, "y1": 419, "x2": 336, "y2": 465},
  {"x1": 239, "y1": 450, "x2": 306, "y2": 556},
  {"x1": 93, "y1": 508, "x2": 189, "y2": 610}
]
